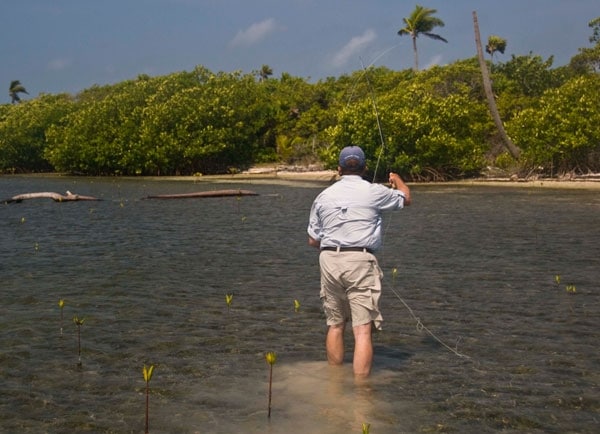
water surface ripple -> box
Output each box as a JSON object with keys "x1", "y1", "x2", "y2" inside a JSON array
[{"x1": 1, "y1": 177, "x2": 598, "y2": 433}]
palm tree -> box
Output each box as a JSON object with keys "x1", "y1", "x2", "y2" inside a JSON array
[
  {"x1": 9, "y1": 80, "x2": 28, "y2": 104},
  {"x1": 588, "y1": 17, "x2": 600, "y2": 44},
  {"x1": 473, "y1": 11, "x2": 520, "y2": 160},
  {"x1": 397, "y1": 5, "x2": 448, "y2": 71},
  {"x1": 486, "y1": 35, "x2": 507, "y2": 63},
  {"x1": 258, "y1": 64, "x2": 273, "y2": 81}
]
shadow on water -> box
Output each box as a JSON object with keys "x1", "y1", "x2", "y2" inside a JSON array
[{"x1": 1, "y1": 177, "x2": 599, "y2": 433}]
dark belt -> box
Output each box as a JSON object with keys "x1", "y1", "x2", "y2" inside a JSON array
[{"x1": 321, "y1": 246, "x2": 374, "y2": 254}]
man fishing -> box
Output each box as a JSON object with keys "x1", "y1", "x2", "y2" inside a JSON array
[{"x1": 307, "y1": 145, "x2": 411, "y2": 377}]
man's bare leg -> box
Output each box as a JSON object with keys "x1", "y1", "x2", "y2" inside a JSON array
[
  {"x1": 352, "y1": 322, "x2": 373, "y2": 377},
  {"x1": 326, "y1": 323, "x2": 345, "y2": 365}
]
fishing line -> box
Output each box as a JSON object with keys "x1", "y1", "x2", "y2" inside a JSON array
[
  {"x1": 356, "y1": 49, "x2": 473, "y2": 362},
  {"x1": 346, "y1": 44, "x2": 400, "y2": 108},
  {"x1": 347, "y1": 45, "x2": 402, "y2": 183},
  {"x1": 386, "y1": 282, "x2": 472, "y2": 360},
  {"x1": 359, "y1": 57, "x2": 386, "y2": 184}
]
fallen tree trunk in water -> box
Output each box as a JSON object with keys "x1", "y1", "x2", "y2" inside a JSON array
[
  {"x1": 145, "y1": 189, "x2": 259, "y2": 199},
  {"x1": 3, "y1": 191, "x2": 100, "y2": 204}
]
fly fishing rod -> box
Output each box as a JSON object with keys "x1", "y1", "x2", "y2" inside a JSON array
[
  {"x1": 358, "y1": 55, "x2": 472, "y2": 361},
  {"x1": 359, "y1": 57, "x2": 386, "y2": 183}
]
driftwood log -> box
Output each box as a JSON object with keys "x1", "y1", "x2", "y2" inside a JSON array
[
  {"x1": 146, "y1": 189, "x2": 258, "y2": 199},
  {"x1": 3, "y1": 191, "x2": 100, "y2": 204}
]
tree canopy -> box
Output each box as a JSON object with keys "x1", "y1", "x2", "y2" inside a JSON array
[
  {"x1": 486, "y1": 35, "x2": 507, "y2": 63},
  {"x1": 9, "y1": 80, "x2": 28, "y2": 104},
  {"x1": 1, "y1": 14, "x2": 599, "y2": 180}
]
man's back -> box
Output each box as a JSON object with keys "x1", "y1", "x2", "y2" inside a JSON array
[{"x1": 309, "y1": 175, "x2": 405, "y2": 251}]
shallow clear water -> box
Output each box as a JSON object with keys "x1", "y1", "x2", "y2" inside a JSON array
[{"x1": 1, "y1": 176, "x2": 598, "y2": 433}]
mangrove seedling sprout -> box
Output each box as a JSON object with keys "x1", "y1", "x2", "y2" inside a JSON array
[
  {"x1": 225, "y1": 294, "x2": 233, "y2": 312},
  {"x1": 362, "y1": 422, "x2": 371, "y2": 434},
  {"x1": 143, "y1": 364, "x2": 155, "y2": 434},
  {"x1": 265, "y1": 351, "x2": 277, "y2": 418},
  {"x1": 73, "y1": 315, "x2": 85, "y2": 366},
  {"x1": 58, "y1": 299, "x2": 65, "y2": 336},
  {"x1": 294, "y1": 299, "x2": 300, "y2": 313}
]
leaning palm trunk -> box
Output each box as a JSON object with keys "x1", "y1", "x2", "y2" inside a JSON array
[{"x1": 472, "y1": 11, "x2": 521, "y2": 160}]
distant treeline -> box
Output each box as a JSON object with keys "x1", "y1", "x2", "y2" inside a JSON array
[{"x1": 1, "y1": 52, "x2": 599, "y2": 180}]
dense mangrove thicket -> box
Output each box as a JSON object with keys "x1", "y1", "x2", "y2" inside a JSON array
[{"x1": 1, "y1": 37, "x2": 599, "y2": 180}]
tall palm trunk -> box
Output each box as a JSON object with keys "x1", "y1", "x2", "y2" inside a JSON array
[
  {"x1": 472, "y1": 11, "x2": 521, "y2": 160},
  {"x1": 412, "y1": 36, "x2": 419, "y2": 71}
]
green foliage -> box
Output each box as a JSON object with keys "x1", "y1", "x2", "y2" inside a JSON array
[
  {"x1": 569, "y1": 44, "x2": 600, "y2": 74},
  {"x1": 45, "y1": 69, "x2": 278, "y2": 175},
  {"x1": 491, "y1": 53, "x2": 572, "y2": 127},
  {"x1": 325, "y1": 64, "x2": 490, "y2": 180},
  {"x1": 569, "y1": 18, "x2": 600, "y2": 74},
  {"x1": 9, "y1": 80, "x2": 29, "y2": 104},
  {"x1": 493, "y1": 54, "x2": 564, "y2": 98},
  {"x1": 506, "y1": 75, "x2": 600, "y2": 174},
  {"x1": 46, "y1": 77, "x2": 158, "y2": 175},
  {"x1": 589, "y1": 17, "x2": 600, "y2": 44},
  {"x1": 266, "y1": 73, "x2": 341, "y2": 165},
  {"x1": 0, "y1": 94, "x2": 75, "y2": 173},
  {"x1": 486, "y1": 35, "x2": 507, "y2": 61},
  {"x1": 2, "y1": 23, "x2": 600, "y2": 180}
]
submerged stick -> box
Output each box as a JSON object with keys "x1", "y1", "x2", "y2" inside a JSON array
[{"x1": 145, "y1": 189, "x2": 258, "y2": 199}]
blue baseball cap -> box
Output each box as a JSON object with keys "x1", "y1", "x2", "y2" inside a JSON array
[{"x1": 338, "y1": 145, "x2": 366, "y2": 169}]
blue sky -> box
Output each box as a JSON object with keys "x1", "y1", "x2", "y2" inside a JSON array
[{"x1": 3, "y1": 0, "x2": 599, "y2": 99}]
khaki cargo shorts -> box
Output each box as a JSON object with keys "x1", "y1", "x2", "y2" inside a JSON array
[{"x1": 319, "y1": 250, "x2": 384, "y2": 330}]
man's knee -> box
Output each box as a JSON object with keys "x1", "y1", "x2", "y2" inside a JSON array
[
  {"x1": 329, "y1": 323, "x2": 345, "y2": 333},
  {"x1": 352, "y1": 322, "x2": 372, "y2": 338}
]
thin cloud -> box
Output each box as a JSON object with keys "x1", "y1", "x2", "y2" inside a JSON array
[
  {"x1": 331, "y1": 29, "x2": 377, "y2": 68},
  {"x1": 47, "y1": 58, "x2": 71, "y2": 71},
  {"x1": 424, "y1": 54, "x2": 444, "y2": 69},
  {"x1": 230, "y1": 18, "x2": 278, "y2": 47}
]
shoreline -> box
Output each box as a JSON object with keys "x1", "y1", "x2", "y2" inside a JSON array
[
  {"x1": 143, "y1": 170, "x2": 600, "y2": 190},
  {"x1": 4, "y1": 170, "x2": 600, "y2": 190},
  {"x1": 425, "y1": 178, "x2": 600, "y2": 190}
]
